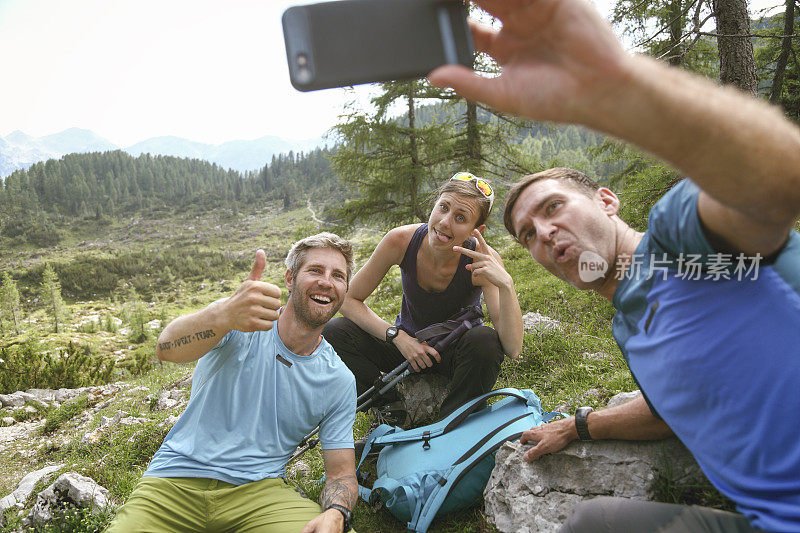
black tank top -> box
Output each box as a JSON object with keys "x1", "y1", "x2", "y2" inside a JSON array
[{"x1": 395, "y1": 224, "x2": 483, "y2": 334}]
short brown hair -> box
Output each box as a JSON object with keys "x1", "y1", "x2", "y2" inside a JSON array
[
  {"x1": 435, "y1": 177, "x2": 492, "y2": 227},
  {"x1": 284, "y1": 232, "x2": 355, "y2": 282},
  {"x1": 503, "y1": 168, "x2": 600, "y2": 239}
]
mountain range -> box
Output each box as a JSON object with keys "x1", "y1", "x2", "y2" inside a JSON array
[{"x1": 0, "y1": 128, "x2": 327, "y2": 178}]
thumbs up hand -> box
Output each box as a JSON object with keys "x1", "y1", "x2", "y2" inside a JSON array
[
  {"x1": 220, "y1": 249, "x2": 282, "y2": 332},
  {"x1": 248, "y1": 248, "x2": 267, "y2": 281}
]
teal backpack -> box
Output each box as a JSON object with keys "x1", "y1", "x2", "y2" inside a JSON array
[{"x1": 356, "y1": 387, "x2": 560, "y2": 532}]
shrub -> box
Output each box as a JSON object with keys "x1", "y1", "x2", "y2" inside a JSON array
[
  {"x1": 118, "y1": 346, "x2": 156, "y2": 377},
  {"x1": 41, "y1": 395, "x2": 89, "y2": 434},
  {"x1": 0, "y1": 341, "x2": 115, "y2": 394}
]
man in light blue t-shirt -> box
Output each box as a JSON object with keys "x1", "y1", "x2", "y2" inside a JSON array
[
  {"x1": 107, "y1": 233, "x2": 359, "y2": 533},
  {"x1": 429, "y1": 0, "x2": 800, "y2": 530}
]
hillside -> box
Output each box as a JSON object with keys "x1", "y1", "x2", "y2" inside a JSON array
[{"x1": 0, "y1": 189, "x2": 736, "y2": 531}]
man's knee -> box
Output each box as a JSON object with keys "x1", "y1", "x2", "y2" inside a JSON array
[{"x1": 561, "y1": 496, "x2": 617, "y2": 533}]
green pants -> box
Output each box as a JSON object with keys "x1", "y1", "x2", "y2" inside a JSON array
[{"x1": 106, "y1": 476, "x2": 347, "y2": 533}]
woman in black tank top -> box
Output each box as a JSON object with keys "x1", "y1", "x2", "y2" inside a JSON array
[{"x1": 323, "y1": 174, "x2": 523, "y2": 420}]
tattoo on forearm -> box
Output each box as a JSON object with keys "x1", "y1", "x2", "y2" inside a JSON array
[
  {"x1": 158, "y1": 329, "x2": 216, "y2": 351},
  {"x1": 320, "y1": 475, "x2": 358, "y2": 511}
]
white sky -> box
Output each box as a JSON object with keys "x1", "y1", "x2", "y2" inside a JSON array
[
  {"x1": 0, "y1": 0, "x2": 781, "y2": 147},
  {"x1": 0, "y1": 0, "x2": 376, "y2": 146}
]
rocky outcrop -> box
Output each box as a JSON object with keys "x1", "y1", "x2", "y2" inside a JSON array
[
  {"x1": 82, "y1": 410, "x2": 150, "y2": 444},
  {"x1": 483, "y1": 391, "x2": 705, "y2": 532},
  {"x1": 396, "y1": 373, "x2": 450, "y2": 427},
  {"x1": 522, "y1": 312, "x2": 563, "y2": 334},
  {"x1": 27, "y1": 473, "x2": 111, "y2": 526},
  {"x1": 0, "y1": 464, "x2": 64, "y2": 517}
]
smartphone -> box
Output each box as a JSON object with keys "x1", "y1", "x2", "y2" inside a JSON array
[{"x1": 282, "y1": 0, "x2": 474, "y2": 92}]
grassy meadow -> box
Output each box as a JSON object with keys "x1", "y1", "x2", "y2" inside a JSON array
[{"x1": 0, "y1": 200, "x2": 729, "y2": 532}]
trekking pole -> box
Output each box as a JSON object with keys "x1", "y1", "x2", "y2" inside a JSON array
[
  {"x1": 356, "y1": 360, "x2": 411, "y2": 411},
  {"x1": 287, "y1": 360, "x2": 412, "y2": 463}
]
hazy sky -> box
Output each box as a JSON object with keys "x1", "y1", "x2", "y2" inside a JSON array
[
  {"x1": 0, "y1": 0, "x2": 375, "y2": 146},
  {"x1": 0, "y1": 0, "x2": 780, "y2": 147}
]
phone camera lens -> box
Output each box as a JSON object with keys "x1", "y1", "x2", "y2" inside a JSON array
[{"x1": 295, "y1": 53, "x2": 311, "y2": 84}]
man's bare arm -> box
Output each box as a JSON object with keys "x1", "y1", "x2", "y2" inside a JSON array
[
  {"x1": 429, "y1": 0, "x2": 800, "y2": 255},
  {"x1": 156, "y1": 250, "x2": 282, "y2": 363},
  {"x1": 301, "y1": 448, "x2": 358, "y2": 533},
  {"x1": 519, "y1": 394, "x2": 673, "y2": 461}
]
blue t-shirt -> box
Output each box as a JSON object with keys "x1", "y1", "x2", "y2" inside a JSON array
[
  {"x1": 145, "y1": 325, "x2": 356, "y2": 485},
  {"x1": 613, "y1": 179, "x2": 800, "y2": 531}
]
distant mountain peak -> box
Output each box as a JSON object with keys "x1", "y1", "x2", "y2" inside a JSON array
[{"x1": 5, "y1": 130, "x2": 33, "y2": 145}]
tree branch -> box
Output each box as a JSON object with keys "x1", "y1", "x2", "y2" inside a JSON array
[{"x1": 627, "y1": 0, "x2": 701, "y2": 51}]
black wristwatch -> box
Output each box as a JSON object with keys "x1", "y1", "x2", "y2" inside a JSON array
[
  {"x1": 325, "y1": 504, "x2": 353, "y2": 533},
  {"x1": 575, "y1": 406, "x2": 594, "y2": 441},
  {"x1": 385, "y1": 325, "x2": 399, "y2": 343}
]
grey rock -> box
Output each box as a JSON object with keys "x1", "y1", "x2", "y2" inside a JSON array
[
  {"x1": 168, "y1": 389, "x2": 186, "y2": 401},
  {"x1": 30, "y1": 472, "x2": 110, "y2": 525},
  {"x1": 160, "y1": 414, "x2": 180, "y2": 428},
  {"x1": 582, "y1": 352, "x2": 614, "y2": 362},
  {"x1": 169, "y1": 373, "x2": 193, "y2": 390},
  {"x1": 0, "y1": 391, "x2": 37, "y2": 408},
  {"x1": 26, "y1": 389, "x2": 56, "y2": 402},
  {"x1": 100, "y1": 411, "x2": 130, "y2": 428},
  {"x1": 1, "y1": 417, "x2": 15, "y2": 426},
  {"x1": 286, "y1": 460, "x2": 312, "y2": 479},
  {"x1": 583, "y1": 388, "x2": 603, "y2": 402},
  {"x1": 119, "y1": 416, "x2": 149, "y2": 426},
  {"x1": 83, "y1": 411, "x2": 148, "y2": 443},
  {"x1": 606, "y1": 390, "x2": 642, "y2": 409},
  {"x1": 396, "y1": 373, "x2": 450, "y2": 427},
  {"x1": 0, "y1": 464, "x2": 64, "y2": 515},
  {"x1": 522, "y1": 312, "x2": 563, "y2": 334},
  {"x1": 484, "y1": 438, "x2": 703, "y2": 532},
  {"x1": 54, "y1": 387, "x2": 91, "y2": 403}
]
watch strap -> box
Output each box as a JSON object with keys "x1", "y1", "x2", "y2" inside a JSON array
[
  {"x1": 324, "y1": 503, "x2": 352, "y2": 532},
  {"x1": 575, "y1": 406, "x2": 594, "y2": 441}
]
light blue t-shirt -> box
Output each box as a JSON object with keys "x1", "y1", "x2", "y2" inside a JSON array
[
  {"x1": 613, "y1": 179, "x2": 800, "y2": 531},
  {"x1": 145, "y1": 325, "x2": 356, "y2": 485}
]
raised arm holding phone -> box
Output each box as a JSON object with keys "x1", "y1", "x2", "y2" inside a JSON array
[{"x1": 429, "y1": 0, "x2": 800, "y2": 531}]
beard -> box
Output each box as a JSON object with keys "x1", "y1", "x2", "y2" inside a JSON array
[{"x1": 289, "y1": 289, "x2": 343, "y2": 329}]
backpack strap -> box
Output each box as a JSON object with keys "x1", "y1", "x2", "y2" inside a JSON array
[
  {"x1": 441, "y1": 388, "x2": 536, "y2": 434},
  {"x1": 414, "y1": 305, "x2": 484, "y2": 353},
  {"x1": 370, "y1": 388, "x2": 533, "y2": 447},
  {"x1": 356, "y1": 424, "x2": 397, "y2": 503}
]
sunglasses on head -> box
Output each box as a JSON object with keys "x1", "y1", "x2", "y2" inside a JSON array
[{"x1": 450, "y1": 172, "x2": 495, "y2": 212}]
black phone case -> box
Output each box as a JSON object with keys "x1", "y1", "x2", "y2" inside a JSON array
[{"x1": 283, "y1": 0, "x2": 474, "y2": 92}]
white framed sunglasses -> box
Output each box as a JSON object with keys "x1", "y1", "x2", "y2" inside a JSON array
[{"x1": 450, "y1": 172, "x2": 495, "y2": 212}]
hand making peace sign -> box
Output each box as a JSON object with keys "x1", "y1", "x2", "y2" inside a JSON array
[{"x1": 453, "y1": 229, "x2": 513, "y2": 290}]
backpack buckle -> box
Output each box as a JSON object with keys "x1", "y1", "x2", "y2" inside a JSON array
[{"x1": 422, "y1": 431, "x2": 432, "y2": 450}]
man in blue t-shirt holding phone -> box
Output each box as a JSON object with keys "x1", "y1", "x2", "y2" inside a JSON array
[{"x1": 429, "y1": 0, "x2": 800, "y2": 530}]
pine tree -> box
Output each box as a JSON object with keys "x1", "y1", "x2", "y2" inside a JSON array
[
  {"x1": 0, "y1": 272, "x2": 22, "y2": 335},
  {"x1": 41, "y1": 264, "x2": 67, "y2": 334},
  {"x1": 330, "y1": 79, "x2": 463, "y2": 227}
]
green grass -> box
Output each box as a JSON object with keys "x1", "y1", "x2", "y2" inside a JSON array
[{"x1": 41, "y1": 395, "x2": 89, "y2": 435}]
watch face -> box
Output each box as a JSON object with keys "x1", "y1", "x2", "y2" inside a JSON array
[{"x1": 386, "y1": 326, "x2": 399, "y2": 341}]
